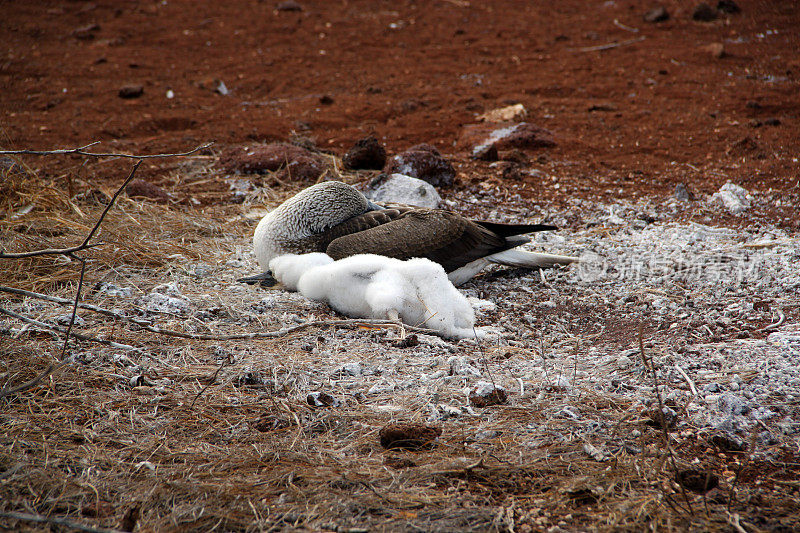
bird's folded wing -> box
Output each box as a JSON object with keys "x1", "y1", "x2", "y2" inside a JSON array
[{"x1": 325, "y1": 210, "x2": 512, "y2": 272}]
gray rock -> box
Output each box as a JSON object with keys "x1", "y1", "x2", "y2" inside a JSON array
[
  {"x1": 448, "y1": 356, "x2": 481, "y2": 377},
  {"x1": 717, "y1": 393, "x2": 749, "y2": 416},
  {"x1": 365, "y1": 173, "x2": 441, "y2": 208},
  {"x1": 709, "y1": 182, "x2": 751, "y2": 214},
  {"x1": 674, "y1": 183, "x2": 695, "y2": 201}
]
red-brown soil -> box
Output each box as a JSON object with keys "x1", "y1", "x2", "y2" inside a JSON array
[{"x1": 2, "y1": 0, "x2": 798, "y2": 217}]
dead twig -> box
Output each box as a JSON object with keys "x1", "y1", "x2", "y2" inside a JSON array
[
  {"x1": 638, "y1": 324, "x2": 695, "y2": 515},
  {"x1": 0, "y1": 160, "x2": 142, "y2": 259},
  {"x1": 0, "y1": 362, "x2": 67, "y2": 399},
  {"x1": 0, "y1": 141, "x2": 212, "y2": 160},
  {"x1": 190, "y1": 356, "x2": 230, "y2": 408},
  {"x1": 571, "y1": 36, "x2": 646, "y2": 53},
  {"x1": 0, "y1": 510, "x2": 125, "y2": 533},
  {"x1": 0, "y1": 306, "x2": 145, "y2": 353}
]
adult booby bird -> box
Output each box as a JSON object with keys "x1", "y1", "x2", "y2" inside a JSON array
[{"x1": 242, "y1": 181, "x2": 576, "y2": 286}]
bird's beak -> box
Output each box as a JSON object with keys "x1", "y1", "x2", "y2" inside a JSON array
[
  {"x1": 238, "y1": 271, "x2": 278, "y2": 287},
  {"x1": 366, "y1": 200, "x2": 385, "y2": 211}
]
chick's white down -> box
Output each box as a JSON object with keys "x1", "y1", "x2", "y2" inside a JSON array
[{"x1": 269, "y1": 253, "x2": 481, "y2": 339}]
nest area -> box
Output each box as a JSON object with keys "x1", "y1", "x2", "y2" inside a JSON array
[{"x1": 2, "y1": 156, "x2": 800, "y2": 533}]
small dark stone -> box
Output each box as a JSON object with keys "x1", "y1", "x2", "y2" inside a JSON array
[
  {"x1": 407, "y1": 143, "x2": 440, "y2": 155},
  {"x1": 588, "y1": 103, "x2": 618, "y2": 112},
  {"x1": 393, "y1": 334, "x2": 420, "y2": 349},
  {"x1": 469, "y1": 385, "x2": 508, "y2": 408},
  {"x1": 126, "y1": 179, "x2": 170, "y2": 202},
  {"x1": 379, "y1": 423, "x2": 442, "y2": 450},
  {"x1": 745, "y1": 100, "x2": 762, "y2": 110},
  {"x1": 674, "y1": 183, "x2": 695, "y2": 201},
  {"x1": 645, "y1": 407, "x2": 678, "y2": 430},
  {"x1": 118, "y1": 84, "x2": 144, "y2": 99},
  {"x1": 717, "y1": 0, "x2": 740, "y2": 14},
  {"x1": 276, "y1": 1, "x2": 302, "y2": 11},
  {"x1": 643, "y1": 6, "x2": 669, "y2": 23},
  {"x1": 383, "y1": 146, "x2": 456, "y2": 187},
  {"x1": 692, "y1": 3, "x2": 718, "y2": 21},
  {"x1": 500, "y1": 123, "x2": 556, "y2": 150},
  {"x1": 763, "y1": 117, "x2": 781, "y2": 126},
  {"x1": 471, "y1": 143, "x2": 498, "y2": 162},
  {"x1": 710, "y1": 433, "x2": 747, "y2": 452},
  {"x1": 319, "y1": 94, "x2": 334, "y2": 105},
  {"x1": 220, "y1": 143, "x2": 322, "y2": 175},
  {"x1": 676, "y1": 469, "x2": 719, "y2": 493},
  {"x1": 307, "y1": 391, "x2": 340, "y2": 408},
  {"x1": 343, "y1": 136, "x2": 387, "y2": 170},
  {"x1": 275, "y1": 155, "x2": 328, "y2": 182}
]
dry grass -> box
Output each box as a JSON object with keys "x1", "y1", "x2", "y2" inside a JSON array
[{"x1": 1, "y1": 158, "x2": 798, "y2": 532}]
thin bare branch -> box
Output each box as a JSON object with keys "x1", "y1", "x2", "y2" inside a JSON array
[
  {"x1": 0, "y1": 511, "x2": 125, "y2": 533},
  {"x1": 0, "y1": 160, "x2": 142, "y2": 259},
  {"x1": 0, "y1": 141, "x2": 213, "y2": 160},
  {"x1": 0, "y1": 306, "x2": 143, "y2": 352},
  {"x1": 571, "y1": 36, "x2": 646, "y2": 53},
  {"x1": 0, "y1": 362, "x2": 67, "y2": 399}
]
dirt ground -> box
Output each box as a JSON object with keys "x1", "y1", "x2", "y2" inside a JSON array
[
  {"x1": 3, "y1": 0, "x2": 799, "y2": 209},
  {"x1": 2, "y1": 1, "x2": 800, "y2": 532}
]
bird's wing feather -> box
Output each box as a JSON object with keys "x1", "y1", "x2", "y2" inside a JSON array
[{"x1": 326, "y1": 210, "x2": 516, "y2": 272}]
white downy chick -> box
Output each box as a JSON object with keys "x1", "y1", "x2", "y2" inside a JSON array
[
  {"x1": 269, "y1": 253, "x2": 333, "y2": 291},
  {"x1": 273, "y1": 253, "x2": 481, "y2": 339}
]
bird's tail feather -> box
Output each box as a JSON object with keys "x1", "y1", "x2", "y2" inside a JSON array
[{"x1": 486, "y1": 249, "x2": 578, "y2": 268}]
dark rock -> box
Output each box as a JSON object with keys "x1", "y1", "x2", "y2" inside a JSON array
[
  {"x1": 275, "y1": 155, "x2": 328, "y2": 182},
  {"x1": 319, "y1": 94, "x2": 334, "y2": 105},
  {"x1": 276, "y1": 1, "x2": 303, "y2": 11},
  {"x1": 220, "y1": 143, "x2": 317, "y2": 174},
  {"x1": 676, "y1": 469, "x2": 719, "y2": 493},
  {"x1": 750, "y1": 117, "x2": 781, "y2": 128},
  {"x1": 73, "y1": 23, "x2": 100, "y2": 40},
  {"x1": 674, "y1": 183, "x2": 695, "y2": 201},
  {"x1": 710, "y1": 433, "x2": 747, "y2": 452},
  {"x1": 384, "y1": 456, "x2": 417, "y2": 469},
  {"x1": 471, "y1": 143, "x2": 498, "y2": 161},
  {"x1": 692, "y1": 3, "x2": 718, "y2": 21},
  {"x1": 384, "y1": 145, "x2": 456, "y2": 187},
  {"x1": 118, "y1": 84, "x2": 144, "y2": 99},
  {"x1": 393, "y1": 334, "x2": 420, "y2": 348},
  {"x1": 645, "y1": 406, "x2": 678, "y2": 429},
  {"x1": 307, "y1": 391, "x2": 340, "y2": 408},
  {"x1": 717, "y1": 0, "x2": 740, "y2": 14},
  {"x1": 643, "y1": 7, "x2": 669, "y2": 23},
  {"x1": 408, "y1": 143, "x2": 440, "y2": 155},
  {"x1": 588, "y1": 103, "x2": 618, "y2": 112},
  {"x1": 469, "y1": 382, "x2": 508, "y2": 408},
  {"x1": 343, "y1": 136, "x2": 387, "y2": 170},
  {"x1": 126, "y1": 179, "x2": 170, "y2": 202},
  {"x1": 379, "y1": 423, "x2": 442, "y2": 450},
  {"x1": 499, "y1": 123, "x2": 556, "y2": 150}
]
